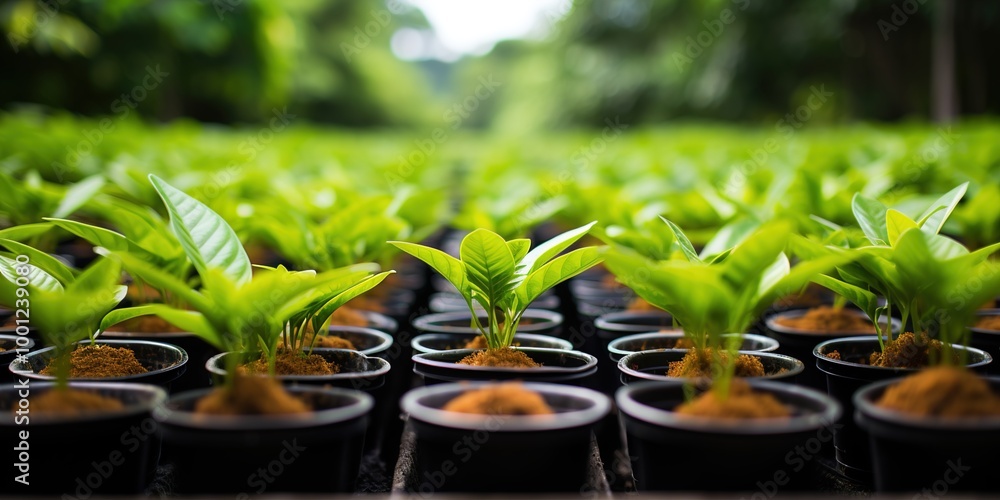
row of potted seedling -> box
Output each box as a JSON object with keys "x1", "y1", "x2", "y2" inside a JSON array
[{"x1": 2, "y1": 177, "x2": 1000, "y2": 494}]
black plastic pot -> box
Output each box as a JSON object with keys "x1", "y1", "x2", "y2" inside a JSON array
[
  {"x1": 9, "y1": 339, "x2": 188, "y2": 390},
  {"x1": 412, "y1": 347, "x2": 598, "y2": 386},
  {"x1": 855, "y1": 375, "x2": 1000, "y2": 492},
  {"x1": 764, "y1": 308, "x2": 901, "y2": 390},
  {"x1": 411, "y1": 332, "x2": 572, "y2": 355},
  {"x1": 0, "y1": 382, "x2": 166, "y2": 494},
  {"x1": 969, "y1": 308, "x2": 1000, "y2": 367},
  {"x1": 412, "y1": 309, "x2": 564, "y2": 338},
  {"x1": 594, "y1": 310, "x2": 676, "y2": 339},
  {"x1": 608, "y1": 332, "x2": 779, "y2": 363},
  {"x1": 429, "y1": 291, "x2": 560, "y2": 313},
  {"x1": 617, "y1": 380, "x2": 841, "y2": 491},
  {"x1": 324, "y1": 325, "x2": 394, "y2": 358},
  {"x1": 153, "y1": 385, "x2": 373, "y2": 494},
  {"x1": 618, "y1": 350, "x2": 804, "y2": 385},
  {"x1": 400, "y1": 381, "x2": 611, "y2": 493},
  {"x1": 813, "y1": 337, "x2": 992, "y2": 481},
  {"x1": 98, "y1": 329, "x2": 217, "y2": 392},
  {"x1": 206, "y1": 348, "x2": 390, "y2": 392},
  {"x1": 0, "y1": 334, "x2": 35, "y2": 383}
]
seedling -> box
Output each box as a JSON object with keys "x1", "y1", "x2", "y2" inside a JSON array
[
  {"x1": 604, "y1": 218, "x2": 850, "y2": 396},
  {"x1": 100, "y1": 175, "x2": 391, "y2": 381},
  {"x1": 0, "y1": 237, "x2": 127, "y2": 389},
  {"x1": 391, "y1": 222, "x2": 604, "y2": 350}
]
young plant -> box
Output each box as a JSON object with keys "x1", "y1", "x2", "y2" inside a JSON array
[
  {"x1": 390, "y1": 222, "x2": 604, "y2": 350},
  {"x1": 800, "y1": 183, "x2": 1000, "y2": 360},
  {"x1": 0, "y1": 237, "x2": 127, "y2": 389},
  {"x1": 99, "y1": 175, "x2": 391, "y2": 381},
  {"x1": 604, "y1": 218, "x2": 851, "y2": 395},
  {"x1": 0, "y1": 170, "x2": 106, "y2": 249}
]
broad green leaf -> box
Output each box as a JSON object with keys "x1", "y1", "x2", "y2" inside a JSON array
[
  {"x1": 757, "y1": 254, "x2": 790, "y2": 298},
  {"x1": 0, "y1": 254, "x2": 63, "y2": 293},
  {"x1": 0, "y1": 223, "x2": 52, "y2": 242},
  {"x1": 763, "y1": 252, "x2": 859, "y2": 310},
  {"x1": 721, "y1": 222, "x2": 790, "y2": 290},
  {"x1": 519, "y1": 221, "x2": 597, "y2": 275},
  {"x1": 44, "y1": 218, "x2": 162, "y2": 265},
  {"x1": 516, "y1": 246, "x2": 604, "y2": 306},
  {"x1": 101, "y1": 305, "x2": 219, "y2": 347},
  {"x1": 389, "y1": 241, "x2": 467, "y2": 294},
  {"x1": 918, "y1": 182, "x2": 968, "y2": 236},
  {"x1": 67, "y1": 257, "x2": 123, "y2": 296},
  {"x1": 52, "y1": 175, "x2": 105, "y2": 219},
  {"x1": 661, "y1": 217, "x2": 699, "y2": 262},
  {"x1": 460, "y1": 229, "x2": 516, "y2": 306},
  {"x1": 852, "y1": 193, "x2": 889, "y2": 246},
  {"x1": 812, "y1": 274, "x2": 879, "y2": 319},
  {"x1": 700, "y1": 218, "x2": 758, "y2": 260},
  {"x1": 506, "y1": 239, "x2": 531, "y2": 263},
  {"x1": 149, "y1": 174, "x2": 252, "y2": 286},
  {"x1": 0, "y1": 238, "x2": 76, "y2": 285},
  {"x1": 886, "y1": 209, "x2": 918, "y2": 246}
]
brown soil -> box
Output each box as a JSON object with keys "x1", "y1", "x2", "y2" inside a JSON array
[
  {"x1": 826, "y1": 350, "x2": 842, "y2": 360},
  {"x1": 773, "y1": 283, "x2": 829, "y2": 309},
  {"x1": 194, "y1": 375, "x2": 311, "y2": 415},
  {"x1": 458, "y1": 348, "x2": 541, "y2": 368},
  {"x1": 464, "y1": 335, "x2": 489, "y2": 349},
  {"x1": 105, "y1": 314, "x2": 184, "y2": 334},
  {"x1": 775, "y1": 306, "x2": 876, "y2": 333},
  {"x1": 876, "y1": 366, "x2": 1000, "y2": 417},
  {"x1": 869, "y1": 332, "x2": 953, "y2": 368},
  {"x1": 125, "y1": 282, "x2": 162, "y2": 303},
  {"x1": 442, "y1": 382, "x2": 554, "y2": 415},
  {"x1": 666, "y1": 348, "x2": 766, "y2": 378},
  {"x1": 600, "y1": 272, "x2": 619, "y2": 289},
  {"x1": 41, "y1": 345, "x2": 148, "y2": 378},
  {"x1": 307, "y1": 333, "x2": 357, "y2": 350},
  {"x1": 675, "y1": 379, "x2": 791, "y2": 419},
  {"x1": 244, "y1": 351, "x2": 340, "y2": 376},
  {"x1": 26, "y1": 388, "x2": 124, "y2": 415},
  {"x1": 328, "y1": 307, "x2": 369, "y2": 327},
  {"x1": 975, "y1": 315, "x2": 1000, "y2": 332}
]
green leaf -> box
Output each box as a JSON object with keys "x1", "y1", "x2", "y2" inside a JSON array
[
  {"x1": 700, "y1": 218, "x2": 758, "y2": 260},
  {"x1": 389, "y1": 241, "x2": 468, "y2": 294},
  {"x1": 516, "y1": 246, "x2": 604, "y2": 306},
  {"x1": 44, "y1": 218, "x2": 157, "y2": 262},
  {"x1": 886, "y1": 209, "x2": 918, "y2": 246},
  {"x1": 0, "y1": 238, "x2": 76, "y2": 285},
  {"x1": 661, "y1": 217, "x2": 699, "y2": 262},
  {"x1": 460, "y1": 229, "x2": 516, "y2": 307},
  {"x1": 52, "y1": 175, "x2": 105, "y2": 219},
  {"x1": 852, "y1": 193, "x2": 889, "y2": 246},
  {"x1": 97, "y1": 248, "x2": 211, "y2": 312},
  {"x1": 0, "y1": 223, "x2": 52, "y2": 242},
  {"x1": 309, "y1": 271, "x2": 394, "y2": 332},
  {"x1": 67, "y1": 257, "x2": 123, "y2": 296},
  {"x1": 101, "y1": 305, "x2": 220, "y2": 347},
  {"x1": 918, "y1": 182, "x2": 968, "y2": 236},
  {"x1": 0, "y1": 254, "x2": 63, "y2": 293},
  {"x1": 506, "y1": 239, "x2": 531, "y2": 263},
  {"x1": 149, "y1": 174, "x2": 252, "y2": 286},
  {"x1": 721, "y1": 222, "x2": 791, "y2": 290},
  {"x1": 519, "y1": 221, "x2": 597, "y2": 275},
  {"x1": 812, "y1": 274, "x2": 879, "y2": 320}
]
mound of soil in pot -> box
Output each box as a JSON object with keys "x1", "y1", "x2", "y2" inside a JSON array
[
  {"x1": 195, "y1": 375, "x2": 311, "y2": 415},
  {"x1": 666, "y1": 348, "x2": 765, "y2": 378},
  {"x1": 458, "y1": 348, "x2": 541, "y2": 368},
  {"x1": 442, "y1": 382, "x2": 554, "y2": 415},
  {"x1": 464, "y1": 336, "x2": 489, "y2": 349},
  {"x1": 40, "y1": 345, "x2": 148, "y2": 378},
  {"x1": 329, "y1": 307, "x2": 369, "y2": 327},
  {"x1": 870, "y1": 332, "x2": 954, "y2": 368},
  {"x1": 876, "y1": 367, "x2": 1000, "y2": 417},
  {"x1": 975, "y1": 315, "x2": 1000, "y2": 331},
  {"x1": 307, "y1": 333, "x2": 357, "y2": 350},
  {"x1": 676, "y1": 379, "x2": 790, "y2": 419},
  {"x1": 774, "y1": 306, "x2": 875, "y2": 333},
  {"x1": 25, "y1": 389, "x2": 124, "y2": 414},
  {"x1": 244, "y1": 351, "x2": 340, "y2": 376},
  {"x1": 105, "y1": 314, "x2": 184, "y2": 333}
]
